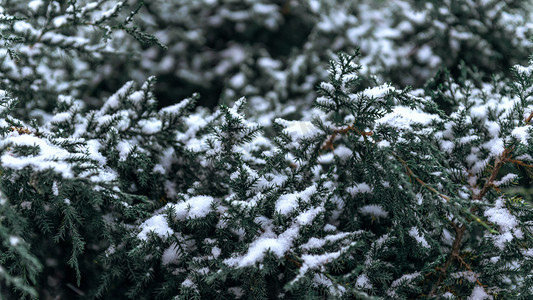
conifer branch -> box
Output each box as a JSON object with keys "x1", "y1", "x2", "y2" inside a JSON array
[
  {"x1": 1, "y1": 2, "x2": 533, "y2": 298},
  {"x1": 393, "y1": 151, "x2": 450, "y2": 202},
  {"x1": 429, "y1": 148, "x2": 511, "y2": 297},
  {"x1": 321, "y1": 123, "x2": 373, "y2": 150},
  {"x1": 525, "y1": 111, "x2": 533, "y2": 124}
]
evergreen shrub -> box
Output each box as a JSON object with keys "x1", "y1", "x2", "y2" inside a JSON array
[{"x1": 1, "y1": 1, "x2": 533, "y2": 299}]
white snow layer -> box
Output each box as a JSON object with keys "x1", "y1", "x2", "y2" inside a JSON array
[
  {"x1": 484, "y1": 198, "x2": 520, "y2": 250},
  {"x1": 467, "y1": 286, "x2": 492, "y2": 300},
  {"x1": 138, "y1": 215, "x2": 174, "y2": 241},
  {"x1": 1, "y1": 133, "x2": 76, "y2": 178},
  {"x1": 275, "y1": 185, "x2": 316, "y2": 215},
  {"x1": 224, "y1": 207, "x2": 323, "y2": 268},
  {"x1": 167, "y1": 195, "x2": 215, "y2": 221},
  {"x1": 359, "y1": 204, "x2": 388, "y2": 218},
  {"x1": 279, "y1": 119, "x2": 321, "y2": 140},
  {"x1": 377, "y1": 106, "x2": 437, "y2": 129},
  {"x1": 137, "y1": 196, "x2": 214, "y2": 241},
  {"x1": 408, "y1": 227, "x2": 430, "y2": 248},
  {"x1": 363, "y1": 83, "x2": 395, "y2": 99},
  {"x1": 512, "y1": 126, "x2": 530, "y2": 144},
  {"x1": 356, "y1": 274, "x2": 373, "y2": 289}
]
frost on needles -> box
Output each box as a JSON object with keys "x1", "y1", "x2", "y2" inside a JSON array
[
  {"x1": 1, "y1": 49, "x2": 533, "y2": 299},
  {"x1": 2, "y1": 1, "x2": 533, "y2": 299}
]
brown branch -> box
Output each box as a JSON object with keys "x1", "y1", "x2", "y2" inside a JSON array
[
  {"x1": 455, "y1": 254, "x2": 484, "y2": 287},
  {"x1": 393, "y1": 152, "x2": 450, "y2": 202},
  {"x1": 284, "y1": 254, "x2": 302, "y2": 268},
  {"x1": 321, "y1": 123, "x2": 373, "y2": 150},
  {"x1": 428, "y1": 148, "x2": 510, "y2": 296},
  {"x1": 525, "y1": 111, "x2": 533, "y2": 124},
  {"x1": 506, "y1": 158, "x2": 533, "y2": 169},
  {"x1": 430, "y1": 224, "x2": 466, "y2": 296}
]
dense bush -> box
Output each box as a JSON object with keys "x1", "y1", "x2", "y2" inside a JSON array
[{"x1": 2, "y1": 1, "x2": 533, "y2": 299}]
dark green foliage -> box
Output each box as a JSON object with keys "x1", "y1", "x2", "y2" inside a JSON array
[{"x1": 2, "y1": 1, "x2": 533, "y2": 299}]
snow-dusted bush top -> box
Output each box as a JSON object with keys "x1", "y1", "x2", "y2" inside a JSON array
[
  {"x1": 1, "y1": 0, "x2": 533, "y2": 299},
  {"x1": 2, "y1": 50, "x2": 533, "y2": 299}
]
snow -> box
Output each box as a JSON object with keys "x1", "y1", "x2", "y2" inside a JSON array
[
  {"x1": 387, "y1": 272, "x2": 422, "y2": 298},
  {"x1": 482, "y1": 138, "x2": 504, "y2": 157},
  {"x1": 486, "y1": 121, "x2": 500, "y2": 137},
  {"x1": 377, "y1": 140, "x2": 391, "y2": 148},
  {"x1": 102, "y1": 81, "x2": 135, "y2": 111},
  {"x1": 101, "y1": 2, "x2": 123, "y2": 19},
  {"x1": 225, "y1": 205, "x2": 324, "y2": 268},
  {"x1": 320, "y1": 82, "x2": 335, "y2": 93},
  {"x1": 160, "y1": 97, "x2": 192, "y2": 115},
  {"x1": 167, "y1": 195, "x2": 215, "y2": 221},
  {"x1": 408, "y1": 227, "x2": 430, "y2": 248},
  {"x1": 515, "y1": 64, "x2": 533, "y2": 76},
  {"x1": 86, "y1": 140, "x2": 107, "y2": 165},
  {"x1": 318, "y1": 153, "x2": 334, "y2": 164},
  {"x1": 128, "y1": 91, "x2": 144, "y2": 104},
  {"x1": 253, "y1": 3, "x2": 278, "y2": 14},
  {"x1": 296, "y1": 207, "x2": 324, "y2": 225},
  {"x1": 493, "y1": 173, "x2": 517, "y2": 187},
  {"x1": 300, "y1": 232, "x2": 350, "y2": 250},
  {"x1": 88, "y1": 168, "x2": 118, "y2": 183},
  {"x1": 511, "y1": 126, "x2": 530, "y2": 144},
  {"x1": 52, "y1": 181, "x2": 59, "y2": 196},
  {"x1": 230, "y1": 73, "x2": 245, "y2": 88},
  {"x1": 316, "y1": 96, "x2": 336, "y2": 108},
  {"x1": 275, "y1": 185, "x2": 316, "y2": 215},
  {"x1": 459, "y1": 135, "x2": 479, "y2": 145},
  {"x1": 228, "y1": 287, "x2": 244, "y2": 299},
  {"x1": 9, "y1": 236, "x2": 20, "y2": 246},
  {"x1": 224, "y1": 226, "x2": 299, "y2": 268},
  {"x1": 117, "y1": 140, "x2": 133, "y2": 160},
  {"x1": 390, "y1": 272, "x2": 421, "y2": 288},
  {"x1": 51, "y1": 112, "x2": 71, "y2": 123},
  {"x1": 484, "y1": 199, "x2": 518, "y2": 232},
  {"x1": 451, "y1": 271, "x2": 478, "y2": 283},
  {"x1": 1, "y1": 134, "x2": 75, "y2": 178},
  {"x1": 356, "y1": 274, "x2": 373, "y2": 289},
  {"x1": 162, "y1": 243, "x2": 180, "y2": 265},
  {"x1": 377, "y1": 106, "x2": 438, "y2": 129},
  {"x1": 333, "y1": 145, "x2": 352, "y2": 159},
  {"x1": 363, "y1": 84, "x2": 395, "y2": 99},
  {"x1": 181, "y1": 278, "x2": 195, "y2": 288},
  {"x1": 440, "y1": 140, "x2": 454, "y2": 153},
  {"x1": 211, "y1": 246, "x2": 221, "y2": 258},
  {"x1": 324, "y1": 224, "x2": 336, "y2": 232},
  {"x1": 467, "y1": 286, "x2": 492, "y2": 300},
  {"x1": 139, "y1": 118, "x2": 162, "y2": 134},
  {"x1": 469, "y1": 156, "x2": 490, "y2": 175},
  {"x1": 28, "y1": 0, "x2": 43, "y2": 12},
  {"x1": 298, "y1": 251, "x2": 342, "y2": 278},
  {"x1": 346, "y1": 183, "x2": 373, "y2": 196},
  {"x1": 13, "y1": 21, "x2": 35, "y2": 34},
  {"x1": 53, "y1": 16, "x2": 68, "y2": 27},
  {"x1": 359, "y1": 205, "x2": 388, "y2": 218},
  {"x1": 137, "y1": 215, "x2": 174, "y2": 241},
  {"x1": 258, "y1": 57, "x2": 281, "y2": 69},
  {"x1": 280, "y1": 120, "x2": 321, "y2": 140},
  {"x1": 442, "y1": 292, "x2": 455, "y2": 299},
  {"x1": 484, "y1": 198, "x2": 519, "y2": 250}
]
